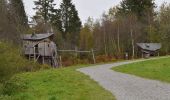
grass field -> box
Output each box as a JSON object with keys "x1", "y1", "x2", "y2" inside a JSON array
[
  {"x1": 0, "y1": 66, "x2": 115, "y2": 100},
  {"x1": 113, "y1": 57, "x2": 170, "y2": 83},
  {"x1": 0, "y1": 42, "x2": 115, "y2": 100}
]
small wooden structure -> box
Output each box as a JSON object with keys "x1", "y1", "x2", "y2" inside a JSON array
[
  {"x1": 21, "y1": 33, "x2": 58, "y2": 67},
  {"x1": 137, "y1": 43, "x2": 162, "y2": 58}
]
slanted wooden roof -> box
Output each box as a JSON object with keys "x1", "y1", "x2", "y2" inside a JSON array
[
  {"x1": 137, "y1": 43, "x2": 162, "y2": 51},
  {"x1": 21, "y1": 33, "x2": 54, "y2": 41}
]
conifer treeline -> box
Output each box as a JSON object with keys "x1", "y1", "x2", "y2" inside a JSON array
[
  {"x1": 33, "y1": 0, "x2": 81, "y2": 48},
  {"x1": 1, "y1": 0, "x2": 170, "y2": 58},
  {"x1": 79, "y1": 0, "x2": 170, "y2": 58}
]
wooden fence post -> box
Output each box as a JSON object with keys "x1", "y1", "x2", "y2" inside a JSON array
[
  {"x1": 59, "y1": 56, "x2": 62, "y2": 68},
  {"x1": 91, "y1": 49, "x2": 96, "y2": 64}
]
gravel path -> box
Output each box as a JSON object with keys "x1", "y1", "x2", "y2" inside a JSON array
[{"x1": 77, "y1": 58, "x2": 170, "y2": 100}]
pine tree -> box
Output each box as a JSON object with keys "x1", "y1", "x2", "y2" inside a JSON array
[
  {"x1": 117, "y1": 0, "x2": 156, "y2": 42},
  {"x1": 34, "y1": 0, "x2": 56, "y2": 23},
  {"x1": 50, "y1": 9, "x2": 62, "y2": 33},
  {"x1": 10, "y1": 0, "x2": 28, "y2": 27},
  {"x1": 0, "y1": 0, "x2": 21, "y2": 43},
  {"x1": 0, "y1": 0, "x2": 8, "y2": 32},
  {"x1": 59, "y1": 0, "x2": 81, "y2": 45},
  {"x1": 117, "y1": 0, "x2": 155, "y2": 19},
  {"x1": 0, "y1": 0, "x2": 6, "y2": 10}
]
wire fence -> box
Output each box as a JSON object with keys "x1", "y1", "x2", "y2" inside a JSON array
[{"x1": 57, "y1": 49, "x2": 96, "y2": 67}]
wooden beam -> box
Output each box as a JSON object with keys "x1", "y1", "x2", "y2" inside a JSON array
[{"x1": 91, "y1": 49, "x2": 96, "y2": 64}]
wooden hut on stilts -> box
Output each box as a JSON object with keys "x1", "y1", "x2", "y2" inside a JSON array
[{"x1": 21, "y1": 33, "x2": 58, "y2": 67}]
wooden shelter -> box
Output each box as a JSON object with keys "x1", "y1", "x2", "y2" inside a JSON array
[
  {"x1": 21, "y1": 33, "x2": 58, "y2": 67},
  {"x1": 137, "y1": 43, "x2": 162, "y2": 58}
]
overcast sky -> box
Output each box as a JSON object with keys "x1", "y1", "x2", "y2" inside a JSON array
[{"x1": 23, "y1": 0, "x2": 170, "y2": 23}]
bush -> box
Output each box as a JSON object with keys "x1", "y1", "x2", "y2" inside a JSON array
[
  {"x1": 76, "y1": 59, "x2": 90, "y2": 64},
  {"x1": 0, "y1": 84, "x2": 3, "y2": 95},
  {"x1": 0, "y1": 42, "x2": 41, "y2": 83},
  {"x1": 0, "y1": 95, "x2": 12, "y2": 100},
  {"x1": 3, "y1": 75, "x2": 28, "y2": 95},
  {"x1": 41, "y1": 64, "x2": 51, "y2": 69},
  {"x1": 60, "y1": 55, "x2": 92, "y2": 67},
  {"x1": 62, "y1": 56, "x2": 75, "y2": 66},
  {"x1": 96, "y1": 55, "x2": 116, "y2": 63}
]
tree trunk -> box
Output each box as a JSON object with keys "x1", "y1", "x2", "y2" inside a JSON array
[
  {"x1": 131, "y1": 29, "x2": 135, "y2": 59},
  {"x1": 117, "y1": 22, "x2": 121, "y2": 57},
  {"x1": 103, "y1": 25, "x2": 107, "y2": 56}
]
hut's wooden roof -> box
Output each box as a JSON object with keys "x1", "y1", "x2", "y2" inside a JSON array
[
  {"x1": 21, "y1": 33, "x2": 54, "y2": 41},
  {"x1": 137, "y1": 43, "x2": 162, "y2": 51}
]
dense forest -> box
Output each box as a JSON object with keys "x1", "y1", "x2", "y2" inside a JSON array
[
  {"x1": 1, "y1": 0, "x2": 170, "y2": 63},
  {"x1": 78, "y1": 0, "x2": 170, "y2": 59}
]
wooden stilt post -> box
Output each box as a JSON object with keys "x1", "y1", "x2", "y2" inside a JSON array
[
  {"x1": 91, "y1": 49, "x2": 96, "y2": 64},
  {"x1": 33, "y1": 46, "x2": 36, "y2": 62},
  {"x1": 59, "y1": 56, "x2": 62, "y2": 67},
  {"x1": 43, "y1": 41, "x2": 45, "y2": 64}
]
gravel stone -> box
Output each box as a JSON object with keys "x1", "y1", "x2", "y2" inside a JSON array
[{"x1": 77, "y1": 58, "x2": 170, "y2": 100}]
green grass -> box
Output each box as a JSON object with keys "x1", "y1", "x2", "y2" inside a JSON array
[
  {"x1": 0, "y1": 42, "x2": 115, "y2": 100},
  {"x1": 1, "y1": 67, "x2": 115, "y2": 100},
  {"x1": 112, "y1": 57, "x2": 170, "y2": 83}
]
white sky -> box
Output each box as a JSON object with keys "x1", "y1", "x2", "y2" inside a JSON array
[{"x1": 23, "y1": 0, "x2": 170, "y2": 23}]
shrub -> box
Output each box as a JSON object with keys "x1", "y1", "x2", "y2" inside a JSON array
[
  {"x1": 96, "y1": 55, "x2": 117, "y2": 63},
  {"x1": 41, "y1": 64, "x2": 51, "y2": 69},
  {"x1": 0, "y1": 42, "x2": 41, "y2": 83},
  {"x1": 0, "y1": 84, "x2": 3, "y2": 95},
  {"x1": 0, "y1": 42, "x2": 52, "y2": 98},
  {"x1": 0, "y1": 95, "x2": 12, "y2": 100},
  {"x1": 76, "y1": 59, "x2": 90, "y2": 64},
  {"x1": 61, "y1": 56, "x2": 76, "y2": 66},
  {"x1": 3, "y1": 75, "x2": 28, "y2": 95}
]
